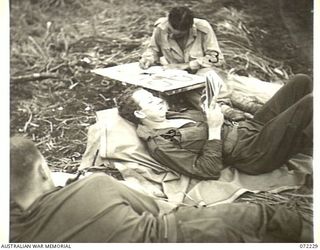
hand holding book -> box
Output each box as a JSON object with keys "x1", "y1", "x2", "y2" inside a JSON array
[
  {"x1": 202, "y1": 70, "x2": 224, "y2": 110},
  {"x1": 206, "y1": 99, "x2": 224, "y2": 140},
  {"x1": 202, "y1": 70, "x2": 225, "y2": 140}
]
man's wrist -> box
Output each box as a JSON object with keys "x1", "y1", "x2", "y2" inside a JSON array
[{"x1": 180, "y1": 62, "x2": 190, "y2": 70}]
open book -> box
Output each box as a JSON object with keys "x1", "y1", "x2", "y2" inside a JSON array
[{"x1": 203, "y1": 71, "x2": 224, "y2": 109}]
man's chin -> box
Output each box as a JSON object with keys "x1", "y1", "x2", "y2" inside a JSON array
[{"x1": 155, "y1": 113, "x2": 167, "y2": 121}]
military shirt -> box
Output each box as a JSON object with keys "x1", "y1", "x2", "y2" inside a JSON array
[
  {"x1": 10, "y1": 174, "x2": 176, "y2": 242},
  {"x1": 142, "y1": 17, "x2": 224, "y2": 70}
]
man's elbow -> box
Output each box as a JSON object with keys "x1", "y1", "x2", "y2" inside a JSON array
[{"x1": 192, "y1": 160, "x2": 223, "y2": 180}]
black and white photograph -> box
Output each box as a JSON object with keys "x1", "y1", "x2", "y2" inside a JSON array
[{"x1": 2, "y1": 0, "x2": 319, "y2": 246}]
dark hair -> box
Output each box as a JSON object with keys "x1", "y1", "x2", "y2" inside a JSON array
[
  {"x1": 10, "y1": 136, "x2": 42, "y2": 193},
  {"x1": 168, "y1": 6, "x2": 194, "y2": 31},
  {"x1": 117, "y1": 86, "x2": 143, "y2": 125}
]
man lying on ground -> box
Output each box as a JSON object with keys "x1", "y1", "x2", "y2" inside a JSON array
[
  {"x1": 117, "y1": 74, "x2": 313, "y2": 179},
  {"x1": 10, "y1": 136, "x2": 312, "y2": 242}
]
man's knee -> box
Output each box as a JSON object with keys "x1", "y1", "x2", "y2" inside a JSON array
[
  {"x1": 300, "y1": 93, "x2": 313, "y2": 111},
  {"x1": 289, "y1": 74, "x2": 313, "y2": 93}
]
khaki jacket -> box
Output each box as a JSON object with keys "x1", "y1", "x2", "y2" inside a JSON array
[{"x1": 142, "y1": 17, "x2": 224, "y2": 70}]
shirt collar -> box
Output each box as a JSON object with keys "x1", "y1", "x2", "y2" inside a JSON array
[
  {"x1": 167, "y1": 24, "x2": 197, "y2": 39},
  {"x1": 158, "y1": 18, "x2": 197, "y2": 39}
]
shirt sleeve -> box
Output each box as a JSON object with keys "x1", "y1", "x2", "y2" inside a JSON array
[
  {"x1": 189, "y1": 24, "x2": 225, "y2": 70},
  {"x1": 106, "y1": 175, "x2": 160, "y2": 216},
  {"x1": 90, "y1": 175, "x2": 161, "y2": 242},
  {"x1": 147, "y1": 138, "x2": 223, "y2": 180},
  {"x1": 203, "y1": 25, "x2": 225, "y2": 65},
  {"x1": 141, "y1": 27, "x2": 161, "y2": 64}
]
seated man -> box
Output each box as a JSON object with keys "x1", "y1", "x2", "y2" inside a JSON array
[
  {"x1": 10, "y1": 136, "x2": 312, "y2": 242},
  {"x1": 117, "y1": 74, "x2": 313, "y2": 179},
  {"x1": 140, "y1": 6, "x2": 224, "y2": 71},
  {"x1": 139, "y1": 6, "x2": 226, "y2": 109}
]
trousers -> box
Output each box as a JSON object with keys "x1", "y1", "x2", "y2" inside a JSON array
[
  {"x1": 226, "y1": 74, "x2": 313, "y2": 174},
  {"x1": 172, "y1": 202, "x2": 312, "y2": 242}
]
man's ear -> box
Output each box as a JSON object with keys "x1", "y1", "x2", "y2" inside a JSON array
[
  {"x1": 37, "y1": 159, "x2": 49, "y2": 181},
  {"x1": 134, "y1": 110, "x2": 146, "y2": 119}
]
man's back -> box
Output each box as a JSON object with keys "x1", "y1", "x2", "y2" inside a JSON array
[{"x1": 10, "y1": 173, "x2": 161, "y2": 242}]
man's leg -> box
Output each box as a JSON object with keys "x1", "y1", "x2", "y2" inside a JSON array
[
  {"x1": 234, "y1": 94, "x2": 313, "y2": 174},
  {"x1": 254, "y1": 74, "x2": 312, "y2": 124},
  {"x1": 173, "y1": 203, "x2": 312, "y2": 242}
]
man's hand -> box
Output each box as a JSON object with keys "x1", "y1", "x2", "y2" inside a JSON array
[
  {"x1": 197, "y1": 54, "x2": 219, "y2": 68},
  {"x1": 139, "y1": 58, "x2": 152, "y2": 69},
  {"x1": 205, "y1": 102, "x2": 224, "y2": 140}
]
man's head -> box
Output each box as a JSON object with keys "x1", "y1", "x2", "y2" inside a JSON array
[
  {"x1": 10, "y1": 136, "x2": 53, "y2": 197},
  {"x1": 117, "y1": 87, "x2": 168, "y2": 125},
  {"x1": 168, "y1": 6, "x2": 194, "y2": 38}
]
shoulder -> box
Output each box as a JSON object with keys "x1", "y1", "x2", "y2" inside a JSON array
[
  {"x1": 65, "y1": 173, "x2": 125, "y2": 195},
  {"x1": 72, "y1": 173, "x2": 112, "y2": 187},
  {"x1": 194, "y1": 18, "x2": 214, "y2": 33},
  {"x1": 154, "y1": 17, "x2": 169, "y2": 30},
  {"x1": 136, "y1": 124, "x2": 156, "y2": 140}
]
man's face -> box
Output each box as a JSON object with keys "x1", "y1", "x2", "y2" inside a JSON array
[
  {"x1": 168, "y1": 24, "x2": 189, "y2": 39},
  {"x1": 132, "y1": 89, "x2": 168, "y2": 122}
]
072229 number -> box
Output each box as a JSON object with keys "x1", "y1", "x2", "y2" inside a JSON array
[{"x1": 300, "y1": 244, "x2": 318, "y2": 248}]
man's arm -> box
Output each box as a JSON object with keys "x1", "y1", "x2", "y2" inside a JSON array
[
  {"x1": 148, "y1": 138, "x2": 223, "y2": 180},
  {"x1": 140, "y1": 28, "x2": 161, "y2": 68},
  {"x1": 146, "y1": 104, "x2": 224, "y2": 180},
  {"x1": 105, "y1": 174, "x2": 160, "y2": 215},
  {"x1": 82, "y1": 175, "x2": 161, "y2": 242},
  {"x1": 203, "y1": 24, "x2": 224, "y2": 65},
  {"x1": 189, "y1": 21, "x2": 225, "y2": 71}
]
